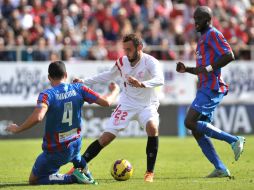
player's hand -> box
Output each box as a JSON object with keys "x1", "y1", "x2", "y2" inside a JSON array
[
  {"x1": 108, "y1": 82, "x2": 120, "y2": 93},
  {"x1": 128, "y1": 76, "x2": 145, "y2": 88},
  {"x1": 72, "y1": 77, "x2": 84, "y2": 83},
  {"x1": 176, "y1": 62, "x2": 186, "y2": 73},
  {"x1": 5, "y1": 124, "x2": 19, "y2": 134}
]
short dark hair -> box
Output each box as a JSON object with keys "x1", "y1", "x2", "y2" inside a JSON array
[
  {"x1": 48, "y1": 61, "x2": 66, "y2": 79},
  {"x1": 122, "y1": 33, "x2": 143, "y2": 47}
]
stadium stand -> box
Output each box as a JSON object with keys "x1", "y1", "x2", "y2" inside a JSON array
[{"x1": 0, "y1": 0, "x2": 253, "y2": 61}]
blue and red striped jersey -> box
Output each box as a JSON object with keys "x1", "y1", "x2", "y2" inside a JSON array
[
  {"x1": 37, "y1": 83, "x2": 99, "y2": 153},
  {"x1": 196, "y1": 26, "x2": 232, "y2": 94}
]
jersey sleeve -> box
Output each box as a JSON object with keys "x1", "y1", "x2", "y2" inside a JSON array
[
  {"x1": 209, "y1": 31, "x2": 232, "y2": 57},
  {"x1": 37, "y1": 90, "x2": 51, "y2": 107},
  {"x1": 83, "y1": 64, "x2": 120, "y2": 85},
  {"x1": 142, "y1": 58, "x2": 164, "y2": 88},
  {"x1": 80, "y1": 85, "x2": 100, "y2": 104}
]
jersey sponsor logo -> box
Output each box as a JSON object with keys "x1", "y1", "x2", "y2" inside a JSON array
[
  {"x1": 196, "y1": 51, "x2": 202, "y2": 59},
  {"x1": 55, "y1": 90, "x2": 77, "y2": 100},
  {"x1": 58, "y1": 128, "x2": 79, "y2": 143},
  {"x1": 137, "y1": 71, "x2": 144, "y2": 79}
]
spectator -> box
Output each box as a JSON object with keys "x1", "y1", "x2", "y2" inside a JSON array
[
  {"x1": 0, "y1": 0, "x2": 253, "y2": 61},
  {"x1": 32, "y1": 37, "x2": 50, "y2": 61},
  {"x1": 49, "y1": 51, "x2": 60, "y2": 62},
  {"x1": 89, "y1": 29, "x2": 108, "y2": 60},
  {"x1": 15, "y1": 34, "x2": 33, "y2": 61},
  {"x1": 1, "y1": 0, "x2": 15, "y2": 22},
  {"x1": 19, "y1": 5, "x2": 33, "y2": 30},
  {"x1": 79, "y1": 31, "x2": 93, "y2": 59}
]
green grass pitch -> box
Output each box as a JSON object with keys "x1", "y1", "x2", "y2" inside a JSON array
[{"x1": 0, "y1": 136, "x2": 253, "y2": 190}]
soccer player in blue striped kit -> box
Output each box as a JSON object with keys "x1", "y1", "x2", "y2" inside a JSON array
[
  {"x1": 6, "y1": 61, "x2": 119, "y2": 185},
  {"x1": 176, "y1": 6, "x2": 245, "y2": 177}
]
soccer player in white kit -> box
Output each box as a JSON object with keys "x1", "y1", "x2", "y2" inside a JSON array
[{"x1": 73, "y1": 33, "x2": 164, "y2": 182}]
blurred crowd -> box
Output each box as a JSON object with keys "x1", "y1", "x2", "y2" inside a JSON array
[{"x1": 0, "y1": 0, "x2": 254, "y2": 62}]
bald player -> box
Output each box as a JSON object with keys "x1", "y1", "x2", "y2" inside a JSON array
[{"x1": 176, "y1": 6, "x2": 245, "y2": 178}]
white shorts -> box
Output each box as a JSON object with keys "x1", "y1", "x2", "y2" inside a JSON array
[{"x1": 104, "y1": 104, "x2": 159, "y2": 136}]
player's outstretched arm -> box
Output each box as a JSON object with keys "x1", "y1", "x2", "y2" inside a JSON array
[
  {"x1": 6, "y1": 103, "x2": 48, "y2": 134},
  {"x1": 176, "y1": 62, "x2": 210, "y2": 75},
  {"x1": 95, "y1": 82, "x2": 120, "y2": 107},
  {"x1": 73, "y1": 65, "x2": 120, "y2": 85}
]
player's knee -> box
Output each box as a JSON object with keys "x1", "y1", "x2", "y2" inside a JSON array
[
  {"x1": 29, "y1": 172, "x2": 38, "y2": 185},
  {"x1": 99, "y1": 132, "x2": 115, "y2": 147},
  {"x1": 184, "y1": 118, "x2": 195, "y2": 130},
  {"x1": 146, "y1": 123, "x2": 158, "y2": 136},
  {"x1": 29, "y1": 180, "x2": 36, "y2": 185},
  {"x1": 29, "y1": 177, "x2": 37, "y2": 185}
]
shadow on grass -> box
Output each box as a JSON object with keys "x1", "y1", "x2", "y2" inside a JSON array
[
  {"x1": 95, "y1": 176, "x2": 206, "y2": 184},
  {"x1": 0, "y1": 176, "x2": 226, "y2": 188},
  {"x1": 0, "y1": 183, "x2": 29, "y2": 189}
]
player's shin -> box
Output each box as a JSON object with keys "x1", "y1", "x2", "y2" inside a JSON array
[
  {"x1": 146, "y1": 136, "x2": 158, "y2": 172},
  {"x1": 82, "y1": 140, "x2": 104, "y2": 162},
  {"x1": 196, "y1": 121, "x2": 238, "y2": 144},
  {"x1": 197, "y1": 135, "x2": 226, "y2": 170}
]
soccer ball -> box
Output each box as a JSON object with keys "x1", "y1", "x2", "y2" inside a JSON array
[{"x1": 111, "y1": 159, "x2": 133, "y2": 181}]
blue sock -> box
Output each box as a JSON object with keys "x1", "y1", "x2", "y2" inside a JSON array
[
  {"x1": 73, "y1": 156, "x2": 88, "y2": 169},
  {"x1": 196, "y1": 121, "x2": 238, "y2": 144},
  {"x1": 197, "y1": 135, "x2": 226, "y2": 170},
  {"x1": 37, "y1": 174, "x2": 76, "y2": 185}
]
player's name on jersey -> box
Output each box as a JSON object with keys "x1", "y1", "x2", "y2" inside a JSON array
[{"x1": 55, "y1": 90, "x2": 77, "y2": 100}]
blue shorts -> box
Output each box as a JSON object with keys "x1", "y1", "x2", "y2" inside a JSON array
[
  {"x1": 32, "y1": 138, "x2": 85, "y2": 177},
  {"x1": 191, "y1": 90, "x2": 224, "y2": 123}
]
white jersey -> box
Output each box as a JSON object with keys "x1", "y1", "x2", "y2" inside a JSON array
[{"x1": 83, "y1": 53, "x2": 164, "y2": 109}]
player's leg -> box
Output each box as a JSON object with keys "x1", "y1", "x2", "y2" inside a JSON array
[
  {"x1": 144, "y1": 120, "x2": 158, "y2": 182},
  {"x1": 82, "y1": 132, "x2": 116, "y2": 163},
  {"x1": 146, "y1": 120, "x2": 159, "y2": 173},
  {"x1": 72, "y1": 152, "x2": 98, "y2": 185},
  {"x1": 188, "y1": 91, "x2": 245, "y2": 161},
  {"x1": 185, "y1": 108, "x2": 230, "y2": 177},
  {"x1": 82, "y1": 106, "x2": 135, "y2": 163},
  {"x1": 29, "y1": 171, "x2": 38, "y2": 185},
  {"x1": 30, "y1": 152, "x2": 76, "y2": 185},
  {"x1": 139, "y1": 105, "x2": 159, "y2": 182}
]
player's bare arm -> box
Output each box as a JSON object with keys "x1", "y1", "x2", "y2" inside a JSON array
[
  {"x1": 73, "y1": 65, "x2": 119, "y2": 85},
  {"x1": 211, "y1": 52, "x2": 235, "y2": 70},
  {"x1": 176, "y1": 61, "x2": 206, "y2": 75},
  {"x1": 176, "y1": 52, "x2": 234, "y2": 76},
  {"x1": 176, "y1": 62, "x2": 200, "y2": 75},
  {"x1": 6, "y1": 103, "x2": 48, "y2": 134},
  {"x1": 128, "y1": 76, "x2": 145, "y2": 88},
  {"x1": 95, "y1": 82, "x2": 120, "y2": 107}
]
